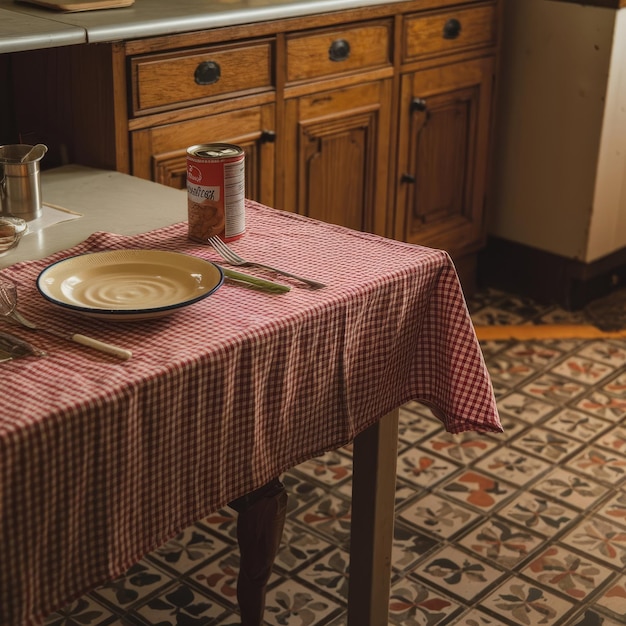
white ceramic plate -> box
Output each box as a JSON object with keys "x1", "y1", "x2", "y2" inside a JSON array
[{"x1": 37, "y1": 249, "x2": 223, "y2": 321}]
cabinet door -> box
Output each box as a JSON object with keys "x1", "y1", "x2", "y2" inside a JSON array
[
  {"x1": 395, "y1": 56, "x2": 495, "y2": 257},
  {"x1": 131, "y1": 104, "x2": 275, "y2": 206},
  {"x1": 282, "y1": 79, "x2": 392, "y2": 235}
]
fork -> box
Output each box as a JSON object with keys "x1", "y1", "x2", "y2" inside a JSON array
[{"x1": 208, "y1": 236, "x2": 326, "y2": 289}]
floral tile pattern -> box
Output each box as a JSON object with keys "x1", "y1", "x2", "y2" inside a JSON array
[
  {"x1": 595, "y1": 424, "x2": 626, "y2": 454},
  {"x1": 458, "y1": 519, "x2": 544, "y2": 569},
  {"x1": 560, "y1": 518, "x2": 626, "y2": 569},
  {"x1": 475, "y1": 449, "x2": 551, "y2": 486},
  {"x1": 594, "y1": 574, "x2": 626, "y2": 621},
  {"x1": 295, "y1": 451, "x2": 353, "y2": 488},
  {"x1": 295, "y1": 549, "x2": 350, "y2": 602},
  {"x1": 480, "y1": 578, "x2": 576, "y2": 625},
  {"x1": 191, "y1": 551, "x2": 240, "y2": 607},
  {"x1": 274, "y1": 520, "x2": 335, "y2": 572},
  {"x1": 521, "y1": 373, "x2": 588, "y2": 403},
  {"x1": 90, "y1": 560, "x2": 172, "y2": 612},
  {"x1": 574, "y1": 390, "x2": 626, "y2": 422},
  {"x1": 551, "y1": 355, "x2": 614, "y2": 385},
  {"x1": 568, "y1": 446, "x2": 626, "y2": 485},
  {"x1": 420, "y1": 432, "x2": 499, "y2": 463},
  {"x1": 440, "y1": 470, "x2": 517, "y2": 511},
  {"x1": 397, "y1": 493, "x2": 482, "y2": 538},
  {"x1": 496, "y1": 391, "x2": 555, "y2": 423},
  {"x1": 132, "y1": 583, "x2": 229, "y2": 625},
  {"x1": 44, "y1": 289, "x2": 626, "y2": 626},
  {"x1": 510, "y1": 428, "x2": 583, "y2": 462},
  {"x1": 487, "y1": 355, "x2": 540, "y2": 386},
  {"x1": 596, "y1": 491, "x2": 626, "y2": 528},
  {"x1": 497, "y1": 493, "x2": 578, "y2": 536},
  {"x1": 500, "y1": 342, "x2": 565, "y2": 367},
  {"x1": 522, "y1": 545, "x2": 613, "y2": 600},
  {"x1": 602, "y1": 371, "x2": 626, "y2": 397},
  {"x1": 571, "y1": 609, "x2": 625, "y2": 626},
  {"x1": 388, "y1": 576, "x2": 461, "y2": 625},
  {"x1": 264, "y1": 580, "x2": 338, "y2": 626},
  {"x1": 577, "y1": 341, "x2": 626, "y2": 367},
  {"x1": 413, "y1": 545, "x2": 505, "y2": 601},
  {"x1": 396, "y1": 447, "x2": 461, "y2": 489},
  {"x1": 149, "y1": 526, "x2": 232, "y2": 575},
  {"x1": 44, "y1": 597, "x2": 117, "y2": 626},
  {"x1": 391, "y1": 522, "x2": 439, "y2": 573},
  {"x1": 542, "y1": 408, "x2": 612, "y2": 442},
  {"x1": 532, "y1": 467, "x2": 609, "y2": 511}
]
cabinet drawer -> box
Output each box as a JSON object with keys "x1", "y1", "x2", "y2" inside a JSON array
[
  {"x1": 286, "y1": 21, "x2": 392, "y2": 83},
  {"x1": 130, "y1": 40, "x2": 274, "y2": 115},
  {"x1": 402, "y1": 3, "x2": 497, "y2": 63}
]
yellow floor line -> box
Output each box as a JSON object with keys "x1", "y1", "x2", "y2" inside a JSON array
[{"x1": 474, "y1": 324, "x2": 626, "y2": 341}]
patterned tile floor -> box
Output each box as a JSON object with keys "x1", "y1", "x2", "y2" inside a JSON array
[{"x1": 46, "y1": 289, "x2": 626, "y2": 626}]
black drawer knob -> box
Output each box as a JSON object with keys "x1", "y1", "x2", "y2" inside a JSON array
[
  {"x1": 260, "y1": 130, "x2": 276, "y2": 143},
  {"x1": 443, "y1": 18, "x2": 462, "y2": 40},
  {"x1": 410, "y1": 98, "x2": 428, "y2": 113},
  {"x1": 194, "y1": 60, "x2": 221, "y2": 85},
  {"x1": 329, "y1": 39, "x2": 350, "y2": 62}
]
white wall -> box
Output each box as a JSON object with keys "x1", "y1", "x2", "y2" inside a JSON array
[
  {"x1": 490, "y1": 0, "x2": 615, "y2": 261},
  {"x1": 588, "y1": 8, "x2": 626, "y2": 261}
]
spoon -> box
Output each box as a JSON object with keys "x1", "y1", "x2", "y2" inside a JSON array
[
  {"x1": 20, "y1": 143, "x2": 48, "y2": 163},
  {"x1": 0, "y1": 280, "x2": 132, "y2": 360}
]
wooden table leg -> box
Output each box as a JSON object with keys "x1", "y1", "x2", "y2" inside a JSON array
[
  {"x1": 230, "y1": 479, "x2": 287, "y2": 626},
  {"x1": 347, "y1": 408, "x2": 399, "y2": 626}
]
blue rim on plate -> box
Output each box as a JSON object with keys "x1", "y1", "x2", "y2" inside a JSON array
[{"x1": 36, "y1": 249, "x2": 224, "y2": 321}]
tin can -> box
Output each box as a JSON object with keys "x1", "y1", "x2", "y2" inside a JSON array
[{"x1": 186, "y1": 143, "x2": 245, "y2": 242}]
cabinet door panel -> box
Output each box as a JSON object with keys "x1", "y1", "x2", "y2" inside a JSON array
[
  {"x1": 131, "y1": 104, "x2": 275, "y2": 206},
  {"x1": 283, "y1": 80, "x2": 391, "y2": 235},
  {"x1": 410, "y1": 88, "x2": 472, "y2": 226},
  {"x1": 395, "y1": 56, "x2": 495, "y2": 256}
]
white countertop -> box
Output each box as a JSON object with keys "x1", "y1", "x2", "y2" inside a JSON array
[
  {"x1": 0, "y1": 0, "x2": 401, "y2": 51},
  {"x1": 0, "y1": 165, "x2": 187, "y2": 269},
  {"x1": 0, "y1": 5, "x2": 85, "y2": 51}
]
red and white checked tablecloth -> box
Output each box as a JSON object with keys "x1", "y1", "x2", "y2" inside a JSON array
[{"x1": 0, "y1": 200, "x2": 501, "y2": 625}]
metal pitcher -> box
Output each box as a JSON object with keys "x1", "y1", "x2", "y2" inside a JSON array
[{"x1": 0, "y1": 144, "x2": 47, "y2": 221}]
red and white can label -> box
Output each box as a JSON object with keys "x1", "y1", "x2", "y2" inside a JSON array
[{"x1": 186, "y1": 143, "x2": 245, "y2": 242}]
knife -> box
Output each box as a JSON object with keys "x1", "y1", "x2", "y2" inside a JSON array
[{"x1": 219, "y1": 266, "x2": 291, "y2": 293}]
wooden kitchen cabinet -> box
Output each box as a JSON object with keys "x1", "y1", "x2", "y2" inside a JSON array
[
  {"x1": 394, "y1": 1, "x2": 499, "y2": 286},
  {"x1": 131, "y1": 104, "x2": 276, "y2": 206},
  {"x1": 8, "y1": 0, "x2": 501, "y2": 291},
  {"x1": 282, "y1": 19, "x2": 393, "y2": 234},
  {"x1": 395, "y1": 55, "x2": 496, "y2": 258},
  {"x1": 128, "y1": 36, "x2": 276, "y2": 205},
  {"x1": 283, "y1": 79, "x2": 392, "y2": 234}
]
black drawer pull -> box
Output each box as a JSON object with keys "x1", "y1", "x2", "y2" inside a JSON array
[
  {"x1": 443, "y1": 18, "x2": 462, "y2": 40},
  {"x1": 329, "y1": 39, "x2": 350, "y2": 62},
  {"x1": 194, "y1": 60, "x2": 221, "y2": 85}
]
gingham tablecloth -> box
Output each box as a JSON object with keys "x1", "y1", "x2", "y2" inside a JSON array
[{"x1": 0, "y1": 200, "x2": 501, "y2": 625}]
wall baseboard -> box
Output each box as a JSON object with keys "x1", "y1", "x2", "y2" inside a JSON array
[{"x1": 478, "y1": 237, "x2": 626, "y2": 310}]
